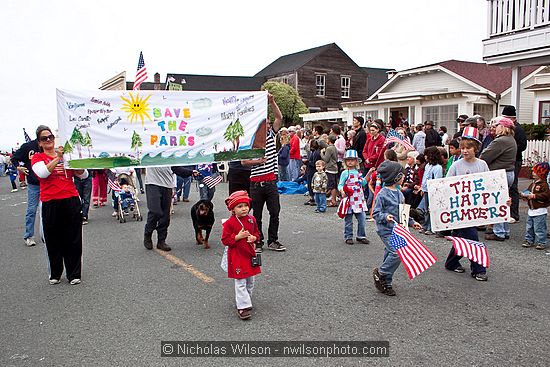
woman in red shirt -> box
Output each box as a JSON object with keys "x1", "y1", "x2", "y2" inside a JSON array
[
  {"x1": 31, "y1": 126, "x2": 88, "y2": 285},
  {"x1": 362, "y1": 122, "x2": 386, "y2": 171}
]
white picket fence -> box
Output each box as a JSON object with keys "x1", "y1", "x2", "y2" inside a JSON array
[{"x1": 523, "y1": 139, "x2": 550, "y2": 166}]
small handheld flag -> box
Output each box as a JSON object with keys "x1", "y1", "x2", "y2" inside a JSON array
[
  {"x1": 445, "y1": 236, "x2": 490, "y2": 268},
  {"x1": 23, "y1": 128, "x2": 31, "y2": 143},
  {"x1": 389, "y1": 223, "x2": 437, "y2": 279}
]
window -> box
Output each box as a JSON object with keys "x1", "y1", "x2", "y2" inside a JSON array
[
  {"x1": 539, "y1": 101, "x2": 550, "y2": 125},
  {"x1": 409, "y1": 106, "x2": 415, "y2": 125},
  {"x1": 473, "y1": 104, "x2": 494, "y2": 120},
  {"x1": 341, "y1": 76, "x2": 350, "y2": 98},
  {"x1": 422, "y1": 105, "x2": 458, "y2": 131},
  {"x1": 281, "y1": 77, "x2": 289, "y2": 84},
  {"x1": 316, "y1": 74, "x2": 325, "y2": 97},
  {"x1": 365, "y1": 110, "x2": 378, "y2": 120}
]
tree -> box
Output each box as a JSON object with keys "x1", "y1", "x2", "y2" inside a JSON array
[
  {"x1": 223, "y1": 118, "x2": 245, "y2": 151},
  {"x1": 63, "y1": 140, "x2": 74, "y2": 160},
  {"x1": 82, "y1": 131, "x2": 93, "y2": 157},
  {"x1": 131, "y1": 130, "x2": 143, "y2": 159},
  {"x1": 69, "y1": 127, "x2": 84, "y2": 158},
  {"x1": 262, "y1": 81, "x2": 309, "y2": 125}
]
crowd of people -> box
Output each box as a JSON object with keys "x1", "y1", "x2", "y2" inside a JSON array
[{"x1": 6, "y1": 101, "x2": 550, "y2": 320}]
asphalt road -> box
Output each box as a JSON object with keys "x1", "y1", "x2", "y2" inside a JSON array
[{"x1": 1, "y1": 176, "x2": 548, "y2": 367}]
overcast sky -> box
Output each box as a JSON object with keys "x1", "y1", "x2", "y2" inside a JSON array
[{"x1": 0, "y1": 0, "x2": 486, "y2": 151}]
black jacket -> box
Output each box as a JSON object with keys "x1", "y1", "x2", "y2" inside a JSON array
[
  {"x1": 513, "y1": 122, "x2": 527, "y2": 162},
  {"x1": 425, "y1": 128, "x2": 441, "y2": 148},
  {"x1": 12, "y1": 139, "x2": 40, "y2": 186}
]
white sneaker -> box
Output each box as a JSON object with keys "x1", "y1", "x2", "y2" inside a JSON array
[
  {"x1": 11, "y1": 188, "x2": 18, "y2": 192},
  {"x1": 49, "y1": 279, "x2": 60, "y2": 285},
  {"x1": 112, "y1": 211, "x2": 117, "y2": 217},
  {"x1": 24, "y1": 237, "x2": 36, "y2": 247},
  {"x1": 69, "y1": 279, "x2": 81, "y2": 285},
  {"x1": 508, "y1": 218, "x2": 517, "y2": 224}
]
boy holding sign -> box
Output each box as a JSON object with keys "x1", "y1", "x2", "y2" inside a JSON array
[{"x1": 444, "y1": 128, "x2": 490, "y2": 281}]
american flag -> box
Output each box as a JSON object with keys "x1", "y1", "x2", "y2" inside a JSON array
[
  {"x1": 385, "y1": 136, "x2": 416, "y2": 151},
  {"x1": 386, "y1": 128, "x2": 402, "y2": 139},
  {"x1": 106, "y1": 171, "x2": 122, "y2": 192},
  {"x1": 389, "y1": 223, "x2": 437, "y2": 279},
  {"x1": 202, "y1": 174, "x2": 223, "y2": 189},
  {"x1": 133, "y1": 51, "x2": 148, "y2": 90},
  {"x1": 23, "y1": 128, "x2": 31, "y2": 143},
  {"x1": 445, "y1": 236, "x2": 490, "y2": 268}
]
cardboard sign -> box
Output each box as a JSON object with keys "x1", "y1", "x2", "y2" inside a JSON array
[
  {"x1": 427, "y1": 169, "x2": 510, "y2": 231},
  {"x1": 56, "y1": 89, "x2": 267, "y2": 168}
]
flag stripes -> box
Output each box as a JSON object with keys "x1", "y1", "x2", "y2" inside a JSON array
[
  {"x1": 133, "y1": 51, "x2": 147, "y2": 90},
  {"x1": 446, "y1": 236, "x2": 490, "y2": 268},
  {"x1": 390, "y1": 223, "x2": 437, "y2": 279}
]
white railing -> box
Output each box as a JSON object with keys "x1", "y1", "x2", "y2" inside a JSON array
[
  {"x1": 488, "y1": 0, "x2": 550, "y2": 37},
  {"x1": 523, "y1": 139, "x2": 550, "y2": 165}
]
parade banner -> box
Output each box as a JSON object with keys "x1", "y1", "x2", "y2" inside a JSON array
[
  {"x1": 56, "y1": 89, "x2": 268, "y2": 168},
  {"x1": 426, "y1": 169, "x2": 510, "y2": 232}
]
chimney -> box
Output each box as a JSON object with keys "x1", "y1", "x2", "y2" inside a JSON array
[{"x1": 154, "y1": 72, "x2": 161, "y2": 90}]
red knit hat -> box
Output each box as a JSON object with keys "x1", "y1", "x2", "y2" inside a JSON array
[
  {"x1": 533, "y1": 162, "x2": 550, "y2": 179},
  {"x1": 225, "y1": 190, "x2": 251, "y2": 211}
]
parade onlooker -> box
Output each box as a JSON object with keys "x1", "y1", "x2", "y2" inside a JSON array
[
  {"x1": 445, "y1": 139, "x2": 461, "y2": 174},
  {"x1": 412, "y1": 125, "x2": 426, "y2": 154},
  {"x1": 402, "y1": 151, "x2": 421, "y2": 207},
  {"x1": 12, "y1": 126, "x2": 43, "y2": 246},
  {"x1": 7, "y1": 158, "x2": 18, "y2": 192},
  {"x1": 31, "y1": 125, "x2": 88, "y2": 285},
  {"x1": 439, "y1": 126, "x2": 449, "y2": 146},
  {"x1": 338, "y1": 150, "x2": 369, "y2": 245},
  {"x1": 521, "y1": 162, "x2": 550, "y2": 250},
  {"x1": 350, "y1": 117, "x2": 367, "y2": 168},
  {"x1": 372, "y1": 160, "x2": 421, "y2": 296},
  {"x1": 444, "y1": 128, "x2": 490, "y2": 281},
  {"x1": 312, "y1": 160, "x2": 328, "y2": 213},
  {"x1": 424, "y1": 121, "x2": 441, "y2": 148},
  {"x1": 288, "y1": 126, "x2": 301, "y2": 181},
  {"x1": 331, "y1": 124, "x2": 346, "y2": 172},
  {"x1": 321, "y1": 135, "x2": 339, "y2": 206},
  {"x1": 221, "y1": 190, "x2": 261, "y2": 320},
  {"x1": 277, "y1": 134, "x2": 290, "y2": 181},
  {"x1": 480, "y1": 117, "x2": 517, "y2": 241},
  {"x1": 501, "y1": 106, "x2": 527, "y2": 222},
  {"x1": 304, "y1": 139, "x2": 322, "y2": 206},
  {"x1": 392, "y1": 126, "x2": 412, "y2": 167},
  {"x1": 453, "y1": 114, "x2": 470, "y2": 139},
  {"x1": 363, "y1": 122, "x2": 386, "y2": 171},
  {"x1": 346, "y1": 129, "x2": 356, "y2": 149}
]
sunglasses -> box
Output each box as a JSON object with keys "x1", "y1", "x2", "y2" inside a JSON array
[{"x1": 39, "y1": 134, "x2": 55, "y2": 142}]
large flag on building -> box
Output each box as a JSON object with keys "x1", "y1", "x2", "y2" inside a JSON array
[
  {"x1": 445, "y1": 236, "x2": 490, "y2": 268},
  {"x1": 389, "y1": 223, "x2": 437, "y2": 279},
  {"x1": 133, "y1": 51, "x2": 147, "y2": 91}
]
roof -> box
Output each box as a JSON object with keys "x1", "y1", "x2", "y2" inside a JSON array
[
  {"x1": 254, "y1": 43, "x2": 336, "y2": 77},
  {"x1": 125, "y1": 81, "x2": 166, "y2": 90},
  {"x1": 165, "y1": 74, "x2": 265, "y2": 91},
  {"x1": 361, "y1": 67, "x2": 394, "y2": 96},
  {"x1": 525, "y1": 82, "x2": 550, "y2": 90}
]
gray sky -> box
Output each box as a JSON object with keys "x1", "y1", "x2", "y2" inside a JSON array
[{"x1": 0, "y1": 0, "x2": 486, "y2": 151}]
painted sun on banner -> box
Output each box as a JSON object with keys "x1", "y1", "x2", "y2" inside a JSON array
[{"x1": 56, "y1": 89, "x2": 268, "y2": 169}]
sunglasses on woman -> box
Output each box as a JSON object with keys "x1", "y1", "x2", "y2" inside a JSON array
[{"x1": 39, "y1": 134, "x2": 55, "y2": 142}]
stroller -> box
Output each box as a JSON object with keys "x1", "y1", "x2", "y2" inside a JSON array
[{"x1": 108, "y1": 171, "x2": 143, "y2": 223}]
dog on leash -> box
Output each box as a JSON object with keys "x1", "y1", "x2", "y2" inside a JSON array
[{"x1": 190, "y1": 200, "x2": 215, "y2": 249}]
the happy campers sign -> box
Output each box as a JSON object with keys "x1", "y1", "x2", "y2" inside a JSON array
[{"x1": 427, "y1": 170, "x2": 510, "y2": 232}]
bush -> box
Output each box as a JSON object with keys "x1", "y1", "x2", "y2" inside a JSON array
[{"x1": 521, "y1": 123, "x2": 547, "y2": 140}]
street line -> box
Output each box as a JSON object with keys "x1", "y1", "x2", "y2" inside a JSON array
[{"x1": 154, "y1": 249, "x2": 215, "y2": 284}]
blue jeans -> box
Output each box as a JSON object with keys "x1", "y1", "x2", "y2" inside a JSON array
[
  {"x1": 74, "y1": 176, "x2": 92, "y2": 219},
  {"x1": 288, "y1": 159, "x2": 301, "y2": 181},
  {"x1": 176, "y1": 175, "x2": 184, "y2": 200},
  {"x1": 378, "y1": 232, "x2": 401, "y2": 286},
  {"x1": 314, "y1": 192, "x2": 327, "y2": 212},
  {"x1": 344, "y1": 211, "x2": 366, "y2": 240},
  {"x1": 24, "y1": 183, "x2": 40, "y2": 240},
  {"x1": 525, "y1": 213, "x2": 547, "y2": 245},
  {"x1": 420, "y1": 195, "x2": 431, "y2": 232},
  {"x1": 493, "y1": 171, "x2": 514, "y2": 239},
  {"x1": 278, "y1": 165, "x2": 289, "y2": 181},
  {"x1": 199, "y1": 182, "x2": 215, "y2": 201},
  {"x1": 182, "y1": 176, "x2": 192, "y2": 200}
]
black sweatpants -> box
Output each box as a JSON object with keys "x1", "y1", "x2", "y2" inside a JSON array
[
  {"x1": 144, "y1": 184, "x2": 173, "y2": 243},
  {"x1": 42, "y1": 196, "x2": 83, "y2": 281}
]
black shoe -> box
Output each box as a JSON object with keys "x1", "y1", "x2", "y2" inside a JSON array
[
  {"x1": 450, "y1": 266, "x2": 465, "y2": 273},
  {"x1": 140, "y1": 188, "x2": 145, "y2": 194},
  {"x1": 267, "y1": 241, "x2": 286, "y2": 251},
  {"x1": 384, "y1": 286, "x2": 396, "y2": 296},
  {"x1": 144, "y1": 233, "x2": 153, "y2": 250},
  {"x1": 345, "y1": 239, "x2": 354, "y2": 245},
  {"x1": 157, "y1": 242, "x2": 171, "y2": 251},
  {"x1": 485, "y1": 233, "x2": 505, "y2": 242},
  {"x1": 372, "y1": 268, "x2": 386, "y2": 293},
  {"x1": 255, "y1": 241, "x2": 264, "y2": 253},
  {"x1": 472, "y1": 272, "x2": 488, "y2": 281},
  {"x1": 356, "y1": 238, "x2": 370, "y2": 244}
]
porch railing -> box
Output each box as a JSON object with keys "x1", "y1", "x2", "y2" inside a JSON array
[{"x1": 488, "y1": 0, "x2": 550, "y2": 37}]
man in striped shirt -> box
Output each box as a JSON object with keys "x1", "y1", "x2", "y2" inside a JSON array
[{"x1": 242, "y1": 93, "x2": 285, "y2": 253}]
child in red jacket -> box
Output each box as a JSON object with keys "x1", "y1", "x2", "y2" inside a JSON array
[{"x1": 221, "y1": 190, "x2": 261, "y2": 320}]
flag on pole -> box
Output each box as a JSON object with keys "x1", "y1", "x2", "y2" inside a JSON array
[
  {"x1": 133, "y1": 51, "x2": 148, "y2": 90},
  {"x1": 202, "y1": 174, "x2": 223, "y2": 189},
  {"x1": 23, "y1": 128, "x2": 31, "y2": 143},
  {"x1": 445, "y1": 236, "x2": 490, "y2": 268},
  {"x1": 389, "y1": 223, "x2": 437, "y2": 279}
]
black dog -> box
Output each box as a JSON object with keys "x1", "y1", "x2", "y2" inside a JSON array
[{"x1": 190, "y1": 200, "x2": 215, "y2": 249}]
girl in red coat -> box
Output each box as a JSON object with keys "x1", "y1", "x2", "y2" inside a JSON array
[{"x1": 221, "y1": 190, "x2": 261, "y2": 320}]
